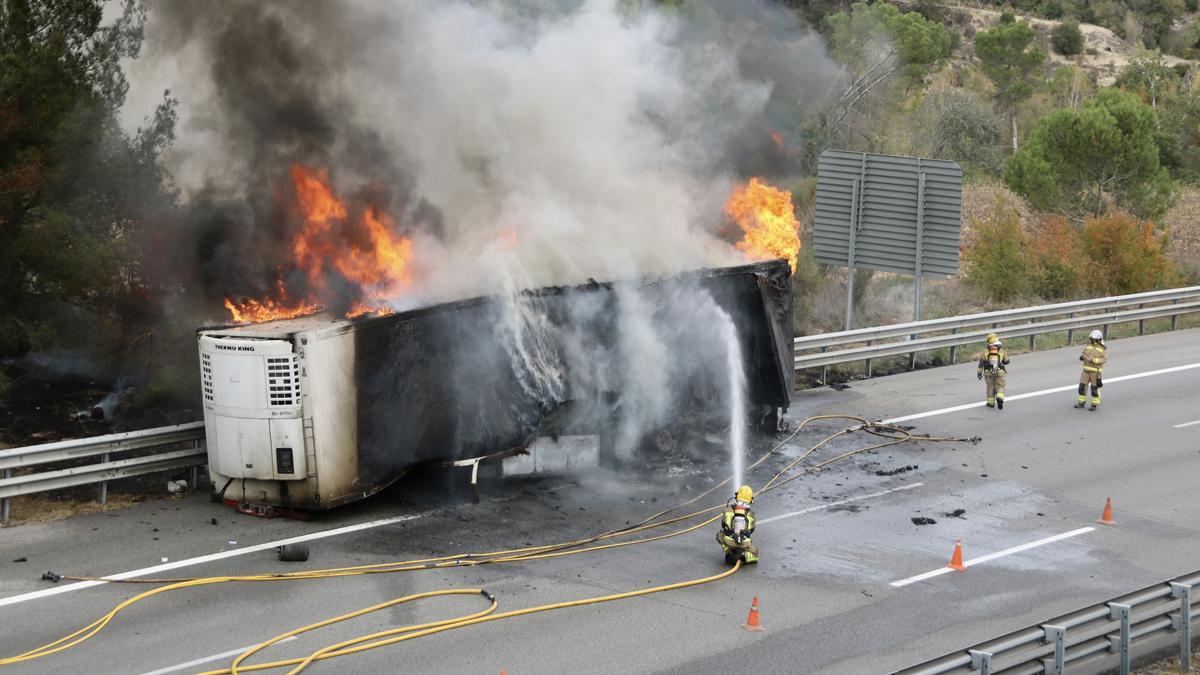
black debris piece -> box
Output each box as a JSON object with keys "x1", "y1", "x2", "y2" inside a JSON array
[
  {"x1": 277, "y1": 544, "x2": 309, "y2": 562},
  {"x1": 12, "y1": 557, "x2": 27, "y2": 563},
  {"x1": 875, "y1": 465, "x2": 918, "y2": 476},
  {"x1": 829, "y1": 382, "x2": 851, "y2": 391},
  {"x1": 942, "y1": 509, "x2": 966, "y2": 518},
  {"x1": 209, "y1": 518, "x2": 218, "y2": 525},
  {"x1": 911, "y1": 516, "x2": 937, "y2": 526}
]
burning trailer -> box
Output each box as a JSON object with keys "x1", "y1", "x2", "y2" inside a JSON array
[{"x1": 198, "y1": 259, "x2": 793, "y2": 511}]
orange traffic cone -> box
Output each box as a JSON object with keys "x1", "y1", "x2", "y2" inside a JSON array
[
  {"x1": 742, "y1": 595, "x2": 765, "y2": 631},
  {"x1": 947, "y1": 540, "x2": 966, "y2": 571},
  {"x1": 1098, "y1": 497, "x2": 1115, "y2": 526}
]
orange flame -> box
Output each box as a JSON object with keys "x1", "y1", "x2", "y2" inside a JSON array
[
  {"x1": 224, "y1": 165, "x2": 415, "y2": 323},
  {"x1": 345, "y1": 301, "x2": 394, "y2": 319},
  {"x1": 767, "y1": 129, "x2": 785, "y2": 151},
  {"x1": 224, "y1": 293, "x2": 322, "y2": 325},
  {"x1": 724, "y1": 177, "x2": 801, "y2": 273}
]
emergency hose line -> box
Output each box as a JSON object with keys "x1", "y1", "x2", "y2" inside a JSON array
[
  {"x1": 0, "y1": 416, "x2": 971, "y2": 669},
  {"x1": 203, "y1": 561, "x2": 743, "y2": 675}
]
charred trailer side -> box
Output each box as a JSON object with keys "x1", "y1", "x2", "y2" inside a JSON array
[{"x1": 198, "y1": 259, "x2": 793, "y2": 510}]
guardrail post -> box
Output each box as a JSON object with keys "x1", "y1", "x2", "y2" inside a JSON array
[
  {"x1": 1028, "y1": 332, "x2": 1035, "y2": 351},
  {"x1": 949, "y1": 328, "x2": 958, "y2": 363},
  {"x1": 191, "y1": 439, "x2": 201, "y2": 490},
  {"x1": 1042, "y1": 624, "x2": 1066, "y2": 675},
  {"x1": 1170, "y1": 582, "x2": 1192, "y2": 672},
  {"x1": 1, "y1": 469, "x2": 9, "y2": 523},
  {"x1": 1108, "y1": 602, "x2": 1132, "y2": 675},
  {"x1": 1172, "y1": 299, "x2": 1179, "y2": 331},
  {"x1": 865, "y1": 340, "x2": 873, "y2": 378},
  {"x1": 1102, "y1": 323, "x2": 1110, "y2": 341},
  {"x1": 1138, "y1": 303, "x2": 1145, "y2": 335},
  {"x1": 820, "y1": 346, "x2": 828, "y2": 385},
  {"x1": 1068, "y1": 313, "x2": 1074, "y2": 344},
  {"x1": 98, "y1": 452, "x2": 109, "y2": 505},
  {"x1": 968, "y1": 649, "x2": 993, "y2": 674}
]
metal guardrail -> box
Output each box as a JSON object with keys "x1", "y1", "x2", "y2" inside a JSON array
[
  {"x1": 895, "y1": 570, "x2": 1199, "y2": 675},
  {"x1": 794, "y1": 286, "x2": 1200, "y2": 372},
  {"x1": 0, "y1": 422, "x2": 206, "y2": 523}
]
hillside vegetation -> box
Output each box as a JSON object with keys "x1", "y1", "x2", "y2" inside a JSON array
[{"x1": 781, "y1": 0, "x2": 1200, "y2": 334}]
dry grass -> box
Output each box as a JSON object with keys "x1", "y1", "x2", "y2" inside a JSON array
[
  {"x1": 0, "y1": 493, "x2": 161, "y2": 528},
  {"x1": 1134, "y1": 648, "x2": 1200, "y2": 674},
  {"x1": 1163, "y1": 187, "x2": 1200, "y2": 267}
]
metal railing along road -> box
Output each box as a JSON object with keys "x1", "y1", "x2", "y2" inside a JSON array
[
  {"x1": 0, "y1": 421, "x2": 206, "y2": 523},
  {"x1": 895, "y1": 569, "x2": 1199, "y2": 675},
  {"x1": 794, "y1": 286, "x2": 1200, "y2": 373}
]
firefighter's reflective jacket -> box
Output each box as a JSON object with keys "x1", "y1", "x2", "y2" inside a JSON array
[
  {"x1": 1080, "y1": 343, "x2": 1107, "y2": 373},
  {"x1": 977, "y1": 347, "x2": 1010, "y2": 375},
  {"x1": 721, "y1": 505, "x2": 756, "y2": 536}
]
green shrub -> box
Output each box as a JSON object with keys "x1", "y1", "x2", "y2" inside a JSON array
[
  {"x1": 1051, "y1": 19, "x2": 1084, "y2": 55},
  {"x1": 1037, "y1": 2, "x2": 1064, "y2": 20},
  {"x1": 963, "y1": 201, "x2": 1032, "y2": 301}
]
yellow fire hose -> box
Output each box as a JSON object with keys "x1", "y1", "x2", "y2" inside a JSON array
[
  {"x1": 0, "y1": 416, "x2": 971, "y2": 670},
  {"x1": 201, "y1": 561, "x2": 743, "y2": 675}
]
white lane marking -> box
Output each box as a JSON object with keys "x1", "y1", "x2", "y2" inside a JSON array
[
  {"x1": 889, "y1": 527, "x2": 1095, "y2": 588},
  {"x1": 759, "y1": 483, "x2": 924, "y2": 525},
  {"x1": 0, "y1": 513, "x2": 425, "y2": 610},
  {"x1": 884, "y1": 362, "x2": 1200, "y2": 424},
  {"x1": 137, "y1": 636, "x2": 297, "y2": 675},
  {"x1": 1174, "y1": 419, "x2": 1200, "y2": 429}
]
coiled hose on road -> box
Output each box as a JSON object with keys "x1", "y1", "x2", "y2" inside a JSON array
[{"x1": 0, "y1": 416, "x2": 973, "y2": 672}]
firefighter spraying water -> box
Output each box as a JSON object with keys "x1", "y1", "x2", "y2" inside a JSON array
[{"x1": 717, "y1": 485, "x2": 759, "y2": 564}]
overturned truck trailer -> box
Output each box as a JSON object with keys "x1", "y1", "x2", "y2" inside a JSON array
[{"x1": 198, "y1": 259, "x2": 793, "y2": 510}]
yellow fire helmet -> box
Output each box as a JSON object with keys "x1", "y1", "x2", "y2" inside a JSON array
[
  {"x1": 736, "y1": 485, "x2": 754, "y2": 504},
  {"x1": 986, "y1": 332, "x2": 999, "y2": 345}
]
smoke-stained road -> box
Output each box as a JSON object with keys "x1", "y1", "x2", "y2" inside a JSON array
[{"x1": 1, "y1": 328, "x2": 1198, "y2": 674}]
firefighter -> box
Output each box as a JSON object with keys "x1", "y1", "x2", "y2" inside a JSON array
[
  {"x1": 716, "y1": 485, "x2": 758, "y2": 564},
  {"x1": 1075, "y1": 329, "x2": 1107, "y2": 410},
  {"x1": 976, "y1": 333, "x2": 1010, "y2": 410}
]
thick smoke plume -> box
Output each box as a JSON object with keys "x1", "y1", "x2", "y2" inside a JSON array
[
  {"x1": 123, "y1": 0, "x2": 830, "y2": 459},
  {"x1": 124, "y1": 0, "x2": 837, "y2": 310}
]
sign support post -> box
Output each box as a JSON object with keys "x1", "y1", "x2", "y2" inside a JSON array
[
  {"x1": 845, "y1": 177, "x2": 861, "y2": 331},
  {"x1": 914, "y1": 170, "x2": 925, "y2": 323}
]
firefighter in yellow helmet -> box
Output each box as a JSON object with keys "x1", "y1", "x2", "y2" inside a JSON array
[
  {"x1": 717, "y1": 485, "x2": 758, "y2": 564},
  {"x1": 1075, "y1": 329, "x2": 1107, "y2": 410},
  {"x1": 976, "y1": 333, "x2": 1010, "y2": 410}
]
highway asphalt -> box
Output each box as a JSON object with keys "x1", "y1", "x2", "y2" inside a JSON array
[{"x1": 0, "y1": 327, "x2": 1197, "y2": 673}]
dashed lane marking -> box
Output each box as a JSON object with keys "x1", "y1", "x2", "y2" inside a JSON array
[
  {"x1": 137, "y1": 636, "x2": 297, "y2": 675},
  {"x1": 889, "y1": 527, "x2": 1095, "y2": 588},
  {"x1": 0, "y1": 513, "x2": 426, "y2": 610},
  {"x1": 883, "y1": 362, "x2": 1200, "y2": 424}
]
